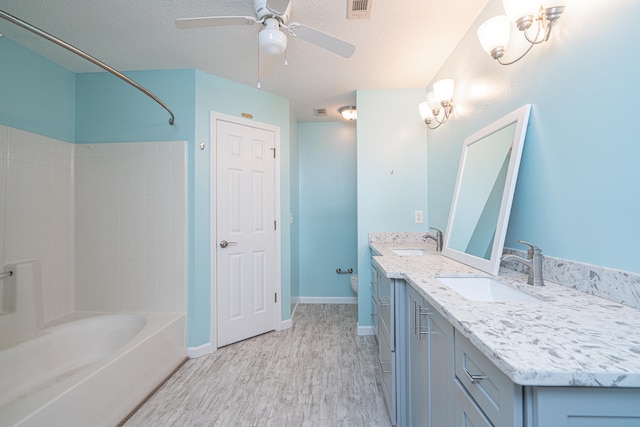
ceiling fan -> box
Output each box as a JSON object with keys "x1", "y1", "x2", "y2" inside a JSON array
[{"x1": 176, "y1": 0, "x2": 355, "y2": 79}]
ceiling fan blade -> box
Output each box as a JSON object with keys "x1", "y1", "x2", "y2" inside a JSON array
[
  {"x1": 287, "y1": 23, "x2": 356, "y2": 58},
  {"x1": 266, "y1": 0, "x2": 291, "y2": 15},
  {"x1": 259, "y1": 51, "x2": 276, "y2": 79},
  {"x1": 175, "y1": 16, "x2": 257, "y2": 30}
]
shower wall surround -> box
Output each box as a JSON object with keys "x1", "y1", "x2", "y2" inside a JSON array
[
  {"x1": 0, "y1": 124, "x2": 187, "y2": 336},
  {"x1": 74, "y1": 141, "x2": 187, "y2": 312},
  {"x1": 0, "y1": 125, "x2": 74, "y2": 323}
]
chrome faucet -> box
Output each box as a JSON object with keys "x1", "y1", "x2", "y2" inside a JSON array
[
  {"x1": 501, "y1": 240, "x2": 544, "y2": 286},
  {"x1": 425, "y1": 227, "x2": 443, "y2": 253}
]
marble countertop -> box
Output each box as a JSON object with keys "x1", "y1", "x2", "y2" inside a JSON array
[{"x1": 370, "y1": 241, "x2": 640, "y2": 387}]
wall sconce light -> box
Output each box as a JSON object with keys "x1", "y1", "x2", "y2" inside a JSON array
[
  {"x1": 477, "y1": 0, "x2": 565, "y2": 65},
  {"x1": 339, "y1": 105, "x2": 357, "y2": 121},
  {"x1": 418, "y1": 79, "x2": 454, "y2": 129}
]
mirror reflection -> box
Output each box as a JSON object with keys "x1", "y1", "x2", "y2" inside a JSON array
[
  {"x1": 448, "y1": 122, "x2": 516, "y2": 259},
  {"x1": 442, "y1": 105, "x2": 531, "y2": 275}
]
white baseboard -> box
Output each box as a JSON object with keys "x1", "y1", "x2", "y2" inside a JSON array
[
  {"x1": 187, "y1": 343, "x2": 215, "y2": 359},
  {"x1": 281, "y1": 318, "x2": 292, "y2": 330},
  {"x1": 357, "y1": 323, "x2": 375, "y2": 336},
  {"x1": 298, "y1": 296, "x2": 357, "y2": 304}
]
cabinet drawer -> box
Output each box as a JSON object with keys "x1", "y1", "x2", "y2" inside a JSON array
[
  {"x1": 454, "y1": 330, "x2": 522, "y2": 427},
  {"x1": 454, "y1": 379, "x2": 493, "y2": 427}
]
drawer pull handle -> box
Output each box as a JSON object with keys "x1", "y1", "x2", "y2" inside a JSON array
[
  {"x1": 379, "y1": 361, "x2": 392, "y2": 374},
  {"x1": 413, "y1": 301, "x2": 418, "y2": 336},
  {"x1": 464, "y1": 368, "x2": 487, "y2": 384},
  {"x1": 416, "y1": 304, "x2": 431, "y2": 338}
]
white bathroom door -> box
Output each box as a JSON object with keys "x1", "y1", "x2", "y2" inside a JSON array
[{"x1": 214, "y1": 115, "x2": 278, "y2": 347}]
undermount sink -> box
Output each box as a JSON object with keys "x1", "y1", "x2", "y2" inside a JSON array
[
  {"x1": 436, "y1": 276, "x2": 541, "y2": 302},
  {"x1": 392, "y1": 248, "x2": 429, "y2": 256}
]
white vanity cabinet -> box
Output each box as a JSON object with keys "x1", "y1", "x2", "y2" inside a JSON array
[{"x1": 405, "y1": 285, "x2": 454, "y2": 427}]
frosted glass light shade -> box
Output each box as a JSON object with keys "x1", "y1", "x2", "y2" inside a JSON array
[
  {"x1": 259, "y1": 19, "x2": 287, "y2": 55},
  {"x1": 503, "y1": 0, "x2": 539, "y2": 23},
  {"x1": 426, "y1": 91, "x2": 439, "y2": 110},
  {"x1": 418, "y1": 101, "x2": 433, "y2": 121},
  {"x1": 339, "y1": 106, "x2": 357, "y2": 121},
  {"x1": 477, "y1": 16, "x2": 511, "y2": 54},
  {"x1": 433, "y1": 79, "x2": 455, "y2": 103}
]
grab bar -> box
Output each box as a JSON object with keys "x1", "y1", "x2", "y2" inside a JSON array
[
  {"x1": 0, "y1": 9, "x2": 175, "y2": 126},
  {"x1": 0, "y1": 271, "x2": 13, "y2": 280}
]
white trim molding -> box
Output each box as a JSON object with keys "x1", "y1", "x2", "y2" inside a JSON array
[
  {"x1": 210, "y1": 111, "x2": 282, "y2": 350},
  {"x1": 187, "y1": 343, "x2": 216, "y2": 359},
  {"x1": 281, "y1": 318, "x2": 292, "y2": 330},
  {"x1": 357, "y1": 323, "x2": 375, "y2": 336}
]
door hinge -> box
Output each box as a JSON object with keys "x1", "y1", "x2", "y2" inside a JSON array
[
  {"x1": 270, "y1": 147, "x2": 276, "y2": 158},
  {"x1": 274, "y1": 220, "x2": 277, "y2": 231},
  {"x1": 275, "y1": 292, "x2": 278, "y2": 303}
]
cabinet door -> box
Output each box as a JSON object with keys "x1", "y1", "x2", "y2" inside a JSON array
[
  {"x1": 371, "y1": 263, "x2": 379, "y2": 338},
  {"x1": 378, "y1": 273, "x2": 393, "y2": 350},
  {"x1": 406, "y1": 286, "x2": 429, "y2": 426},
  {"x1": 429, "y1": 305, "x2": 454, "y2": 426}
]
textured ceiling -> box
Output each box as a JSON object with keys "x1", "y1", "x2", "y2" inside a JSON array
[{"x1": 0, "y1": 0, "x2": 489, "y2": 122}]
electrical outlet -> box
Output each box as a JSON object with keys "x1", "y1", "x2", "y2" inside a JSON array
[{"x1": 415, "y1": 210, "x2": 424, "y2": 224}]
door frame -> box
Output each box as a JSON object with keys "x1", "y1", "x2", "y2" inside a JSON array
[{"x1": 210, "y1": 111, "x2": 282, "y2": 350}]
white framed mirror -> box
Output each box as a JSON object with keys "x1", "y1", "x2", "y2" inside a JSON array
[{"x1": 442, "y1": 104, "x2": 531, "y2": 275}]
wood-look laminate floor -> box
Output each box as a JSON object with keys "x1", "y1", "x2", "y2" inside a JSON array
[{"x1": 124, "y1": 304, "x2": 392, "y2": 427}]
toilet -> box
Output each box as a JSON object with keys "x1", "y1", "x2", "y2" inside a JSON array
[{"x1": 350, "y1": 274, "x2": 358, "y2": 295}]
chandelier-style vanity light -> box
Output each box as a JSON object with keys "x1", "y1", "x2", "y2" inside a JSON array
[
  {"x1": 477, "y1": 0, "x2": 565, "y2": 65},
  {"x1": 418, "y1": 79, "x2": 455, "y2": 129}
]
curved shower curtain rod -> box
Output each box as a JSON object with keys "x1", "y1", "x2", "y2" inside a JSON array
[{"x1": 0, "y1": 9, "x2": 175, "y2": 126}]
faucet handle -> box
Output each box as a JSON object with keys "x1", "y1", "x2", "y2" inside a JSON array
[
  {"x1": 517, "y1": 240, "x2": 541, "y2": 259},
  {"x1": 429, "y1": 227, "x2": 443, "y2": 235}
]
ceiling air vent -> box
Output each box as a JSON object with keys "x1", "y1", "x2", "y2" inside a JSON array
[
  {"x1": 314, "y1": 108, "x2": 328, "y2": 116},
  {"x1": 348, "y1": 0, "x2": 373, "y2": 19}
]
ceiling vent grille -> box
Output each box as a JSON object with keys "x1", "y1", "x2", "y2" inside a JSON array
[
  {"x1": 314, "y1": 108, "x2": 328, "y2": 116},
  {"x1": 348, "y1": 0, "x2": 373, "y2": 19}
]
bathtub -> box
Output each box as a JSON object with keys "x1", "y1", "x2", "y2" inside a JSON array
[{"x1": 0, "y1": 312, "x2": 186, "y2": 427}]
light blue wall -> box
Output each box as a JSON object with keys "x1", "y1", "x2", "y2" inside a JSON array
[
  {"x1": 427, "y1": 0, "x2": 640, "y2": 274},
  {"x1": 356, "y1": 89, "x2": 428, "y2": 326},
  {"x1": 76, "y1": 70, "x2": 195, "y2": 144},
  {"x1": 298, "y1": 122, "x2": 357, "y2": 298},
  {"x1": 193, "y1": 70, "x2": 291, "y2": 346},
  {"x1": 290, "y1": 110, "x2": 300, "y2": 310},
  {"x1": 0, "y1": 37, "x2": 75, "y2": 142}
]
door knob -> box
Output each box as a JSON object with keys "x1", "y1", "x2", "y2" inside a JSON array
[{"x1": 219, "y1": 240, "x2": 237, "y2": 248}]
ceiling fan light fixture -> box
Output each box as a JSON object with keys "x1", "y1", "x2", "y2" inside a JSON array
[{"x1": 259, "y1": 18, "x2": 287, "y2": 55}]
